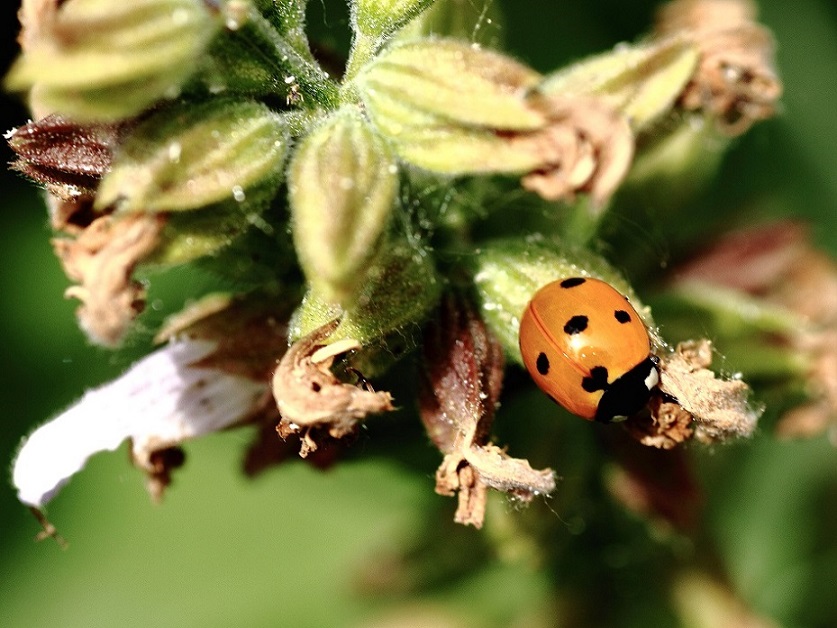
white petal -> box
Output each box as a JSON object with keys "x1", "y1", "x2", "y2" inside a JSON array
[{"x1": 12, "y1": 340, "x2": 267, "y2": 508}]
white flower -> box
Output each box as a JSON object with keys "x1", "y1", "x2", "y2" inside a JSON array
[{"x1": 13, "y1": 339, "x2": 267, "y2": 508}]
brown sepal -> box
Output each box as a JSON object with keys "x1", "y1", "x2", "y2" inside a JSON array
[
  {"x1": 420, "y1": 294, "x2": 556, "y2": 528},
  {"x1": 156, "y1": 294, "x2": 293, "y2": 382},
  {"x1": 7, "y1": 114, "x2": 121, "y2": 197}
]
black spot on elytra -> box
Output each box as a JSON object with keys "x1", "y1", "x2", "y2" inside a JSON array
[
  {"x1": 560, "y1": 277, "x2": 586, "y2": 289},
  {"x1": 563, "y1": 315, "x2": 588, "y2": 335},
  {"x1": 614, "y1": 309, "x2": 631, "y2": 324},
  {"x1": 536, "y1": 352, "x2": 550, "y2": 375},
  {"x1": 581, "y1": 366, "x2": 609, "y2": 392}
]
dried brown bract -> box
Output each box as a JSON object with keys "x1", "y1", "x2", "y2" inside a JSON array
[
  {"x1": 420, "y1": 295, "x2": 555, "y2": 528},
  {"x1": 272, "y1": 319, "x2": 394, "y2": 457},
  {"x1": 53, "y1": 212, "x2": 165, "y2": 346},
  {"x1": 521, "y1": 95, "x2": 634, "y2": 206},
  {"x1": 656, "y1": 0, "x2": 781, "y2": 134},
  {"x1": 657, "y1": 339, "x2": 759, "y2": 443}
]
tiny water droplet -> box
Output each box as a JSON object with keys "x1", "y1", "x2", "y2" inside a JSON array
[
  {"x1": 167, "y1": 142, "x2": 182, "y2": 163},
  {"x1": 232, "y1": 185, "x2": 246, "y2": 202}
]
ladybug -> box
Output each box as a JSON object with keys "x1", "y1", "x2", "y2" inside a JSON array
[{"x1": 519, "y1": 276, "x2": 659, "y2": 422}]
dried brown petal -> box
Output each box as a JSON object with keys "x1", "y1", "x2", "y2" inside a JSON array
[
  {"x1": 658, "y1": 339, "x2": 759, "y2": 442},
  {"x1": 272, "y1": 319, "x2": 394, "y2": 457},
  {"x1": 774, "y1": 402, "x2": 833, "y2": 441},
  {"x1": 420, "y1": 295, "x2": 555, "y2": 528},
  {"x1": 7, "y1": 114, "x2": 121, "y2": 197},
  {"x1": 624, "y1": 398, "x2": 694, "y2": 449},
  {"x1": 242, "y1": 418, "x2": 346, "y2": 477},
  {"x1": 656, "y1": 0, "x2": 781, "y2": 134},
  {"x1": 674, "y1": 220, "x2": 809, "y2": 294},
  {"x1": 53, "y1": 212, "x2": 165, "y2": 346},
  {"x1": 521, "y1": 96, "x2": 634, "y2": 206}
]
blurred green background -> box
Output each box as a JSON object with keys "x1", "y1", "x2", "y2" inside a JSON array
[{"x1": 2, "y1": 2, "x2": 837, "y2": 627}]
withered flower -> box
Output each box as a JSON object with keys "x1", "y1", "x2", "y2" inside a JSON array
[
  {"x1": 655, "y1": 0, "x2": 782, "y2": 134},
  {"x1": 272, "y1": 319, "x2": 395, "y2": 458},
  {"x1": 5, "y1": 0, "x2": 789, "y2": 541},
  {"x1": 420, "y1": 295, "x2": 555, "y2": 528}
]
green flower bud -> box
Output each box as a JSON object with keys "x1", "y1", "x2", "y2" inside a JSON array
[
  {"x1": 397, "y1": 0, "x2": 504, "y2": 47},
  {"x1": 540, "y1": 37, "x2": 699, "y2": 133},
  {"x1": 357, "y1": 39, "x2": 544, "y2": 131},
  {"x1": 145, "y1": 204, "x2": 262, "y2": 267},
  {"x1": 290, "y1": 239, "x2": 441, "y2": 375},
  {"x1": 471, "y1": 236, "x2": 656, "y2": 363},
  {"x1": 6, "y1": 0, "x2": 224, "y2": 121},
  {"x1": 345, "y1": 0, "x2": 435, "y2": 81},
  {"x1": 289, "y1": 107, "x2": 398, "y2": 305},
  {"x1": 651, "y1": 280, "x2": 810, "y2": 382},
  {"x1": 96, "y1": 99, "x2": 289, "y2": 213}
]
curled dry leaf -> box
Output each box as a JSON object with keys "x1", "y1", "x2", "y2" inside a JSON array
[
  {"x1": 657, "y1": 339, "x2": 760, "y2": 443},
  {"x1": 272, "y1": 319, "x2": 394, "y2": 457},
  {"x1": 656, "y1": 0, "x2": 781, "y2": 134},
  {"x1": 521, "y1": 95, "x2": 634, "y2": 206},
  {"x1": 420, "y1": 295, "x2": 555, "y2": 528},
  {"x1": 53, "y1": 212, "x2": 165, "y2": 346}
]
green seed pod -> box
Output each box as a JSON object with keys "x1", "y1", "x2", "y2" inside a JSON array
[
  {"x1": 471, "y1": 236, "x2": 656, "y2": 364},
  {"x1": 540, "y1": 37, "x2": 699, "y2": 133},
  {"x1": 357, "y1": 39, "x2": 544, "y2": 131},
  {"x1": 624, "y1": 115, "x2": 729, "y2": 209},
  {"x1": 6, "y1": 0, "x2": 224, "y2": 121},
  {"x1": 290, "y1": 238, "x2": 441, "y2": 375},
  {"x1": 96, "y1": 99, "x2": 289, "y2": 214},
  {"x1": 288, "y1": 107, "x2": 398, "y2": 306}
]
